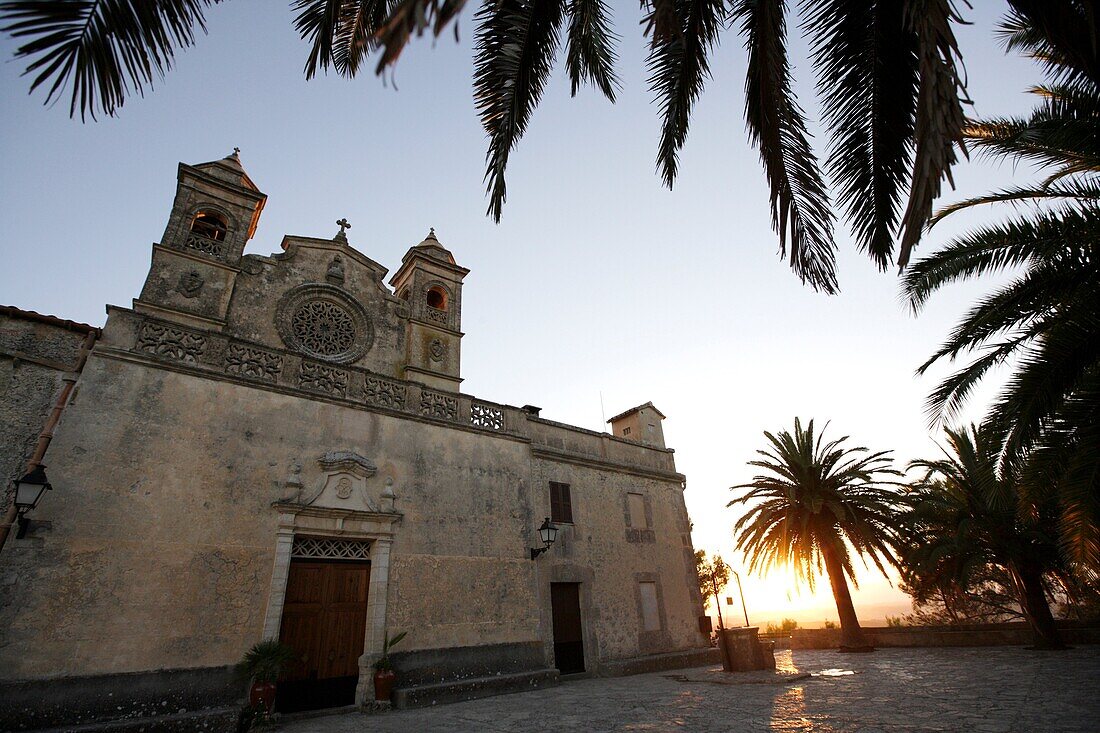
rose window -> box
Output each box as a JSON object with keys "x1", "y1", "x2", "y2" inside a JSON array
[
  {"x1": 276, "y1": 284, "x2": 373, "y2": 364},
  {"x1": 291, "y1": 300, "x2": 356, "y2": 357}
]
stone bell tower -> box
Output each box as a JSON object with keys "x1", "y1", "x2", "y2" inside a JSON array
[
  {"x1": 133, "y1": 150, "x2": 267, "y2": 330},
  {"x1": 389, "y1": 229, "x2": 469, "y2": 392}
]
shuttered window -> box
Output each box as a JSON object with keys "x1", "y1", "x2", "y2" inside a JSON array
[{"x1": 550, "y1": 482, "x2": 573, "y2": 524}]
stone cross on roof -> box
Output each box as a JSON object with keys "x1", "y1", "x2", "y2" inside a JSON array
[{"x1": 335, "y1": 218, "x2": 351, "y2": 241}]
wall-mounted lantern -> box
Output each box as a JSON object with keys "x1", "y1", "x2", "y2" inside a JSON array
[
  {"x1": 529, "y1": 517, "x2": 558, "y2": 560},
  {"x1": 13, "y1": 465, "x2": 51, "y2": 539}
]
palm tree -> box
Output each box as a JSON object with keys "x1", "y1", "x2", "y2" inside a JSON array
[
  {"x1": 902, "y1": 8, "x2": 1100, "y2": 567},
  {"x1": 4, "y1": 2, "x2": 1077, "y2": 290},
  {"x1": 729, "y1": 418, "x2": 905, "y2": 651},
  {"x1": 903, "y1": 424, "x2": 1067, "y2": 648}
]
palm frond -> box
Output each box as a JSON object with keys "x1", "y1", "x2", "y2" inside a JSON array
[
  {"x1": 640, "y1": 0, "x2": 679, "y2": 45},
  {"x1": 930, "y1": 181, "x2": 1100, "y2": 227},
  {"x1": 732, "y1": 0, "x2": 837, "y2": 293},
  {"x1": 1022, "y1": 369, "x2": 1100, "y2": 566},
  {"x1": 896, "y1": 0, "x2": 968, "y2": 269},
  {"x1": 372, "y1": 0, "x2": 466, "y2": 73},
  {"x1": 294, "y1": 0, "x2": 345, "y2": 78},
  {"x1": 647, "y1": 0, "x2": 726, "y2": 188},
  {"x1": 473, "y1": 0, "x2": 568, "y2": 222},
  {"x1": 805, "y1": 0, "x2": 918, "y2": 270},
  {"x1": 996, "y1": 309, "x2": 1100, "y2": 473},
  {"x1": 0, "y1": 0, "x2": 217, "y2": 120},
  {"x1": 334, "y1": 0, "x2": 392, "y2": 77},
  {"x1": 965, "y1": 115, "x2": 1100, "y2": 180},
  {"x1": 565, "y1": 0, "x2": 619, "y2": 100},
  {"x1": 904, "y1": 206, "x2": 1100, "y2": 311},
  {"x1": 1003, "y1": 2, "x2": 1100, "y2": 90}
]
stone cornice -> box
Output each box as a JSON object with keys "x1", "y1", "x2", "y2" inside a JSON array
[
  {"x1": 132, "y1": 300, "x2": 228, "y2": 330},
  {"x1": 272, "y1": 501, "x2": 403, "y2": 526},
  {"x1": 529, "y1": 415, "x2": 676, "y2": 455},
  {"x1": 95, "y1": 342, "x2": 532, "y2": 446},
  {"x1": 151, "y1": 243, "x2": 243, "y2": 272},
  {"x1": 406, "y1": 316, "x2": 465, "y2": 337},
  {"x1": 529, "y1": 444, "x2": 686, "y2": 485}
]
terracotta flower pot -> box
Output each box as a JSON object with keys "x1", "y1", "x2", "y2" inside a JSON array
[
  {"x1": 373, "y1": 669, "x2": 396, "y2": 701},
  {"x1": 249, "y1": 680, "x2": 277, "y2": 713}
]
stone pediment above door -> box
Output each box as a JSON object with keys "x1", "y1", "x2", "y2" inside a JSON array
[{"x1": 285, "y1": 451, "x2": 399, "y2": 514}]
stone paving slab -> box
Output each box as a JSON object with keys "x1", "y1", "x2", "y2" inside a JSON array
[{"x1": 276, "y1": 647, "x2": 1100, "y2": 732}]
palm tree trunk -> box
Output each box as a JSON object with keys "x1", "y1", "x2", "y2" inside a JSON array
[
  {"x1": 1007, "y1": 560, "x2": 1065, "y2": 649},
  {"x1": 821, "y1": 544, "x2": 873, "y2": 652}
]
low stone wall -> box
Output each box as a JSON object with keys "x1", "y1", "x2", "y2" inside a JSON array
[
  {"x1": 790, "y1": 621, "x2": 1100, "y2": 650},
  {"x1": 389, "y1": 643, "x2": 721, "y2": 708},
  {"x1": 598, "y1": 647, "x2": 721, "y2": 677},
  {"x1": 0, "y1": 665, "x2": 240, "y2": 732}
]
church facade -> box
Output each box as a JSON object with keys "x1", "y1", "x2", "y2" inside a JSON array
[{"x1": 0, "y1": 152, "x2": 713, "y2": 729}]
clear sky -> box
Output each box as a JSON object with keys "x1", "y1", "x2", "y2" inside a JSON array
[{"x1": 0, "y1": 2, "x2": 1044, "y2": 626}]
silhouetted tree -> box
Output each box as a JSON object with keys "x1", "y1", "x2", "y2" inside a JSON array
[
  {"x1": 902, "y1": 424, "x2": 1067, "y2": 648},
  {"x1": 730, "y1": 418, "x2": 905, "y2": 651},
  {"x1": 904, "y1": 8, "x2": 1100, "y2": 567}
]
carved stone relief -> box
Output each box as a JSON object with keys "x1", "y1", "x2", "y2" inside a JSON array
[
  {"x1": 470, "y1": 402, "x2": 504, "y2": 431},
  {"x1": 281, "y1": 460, "x2": 304, "y2": 502},
  {"x1": 425, "y1": 305, "x2": 448, "y2": 326},
  {"x1": 298, "y1": 361, "x2": 349, "y2": 398},
  {"x1": 428, "y1": 338, "x2": 446, "y2": 363},
  {"x1": 294, "y1": 451, "x2": 396, "y2": 514},
  {"x1": 335, "y1": 476, "x2": 354, "y2": 499},
  {"x1": 182, "y1": 232, "x2": 227, "y2": 259},
  {"x1": 136, "y1": 321, "x2": 206, "y2": 363},
  {"x1": 178, "y1": 270, "x2": 204, "y2": 298},
  {"x1": 419, "y1": 390, "x2": 458, "y2": 421},
  {"x1": 224, "y1": 343, "x2": 282, "y2": 383},
  {"x1": 326, "y1": 255, "x2": 346, "y2": 285},
  {"x1": 362, "y1": 376, "x2": 407, "y2": 410}
]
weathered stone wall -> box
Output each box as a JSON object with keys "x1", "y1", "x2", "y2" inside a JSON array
[
  {"x1": 0, "y1": 348, "x2": 543, "y2": 680},
  {"x1": 0, "y1": 311, "x2": 91, "y2": 515},
  {"x1": 0, "y1": 333, "x2": 708, "y2": 685},
  {"x1": 529, "y1": 452, "x2": 709, "y2": 671}
]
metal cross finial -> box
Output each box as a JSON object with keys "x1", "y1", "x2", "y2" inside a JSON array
[
  {"x1": 337, "y1": 218, "x2": 351, "y2": 235},
  {"x1": 232, "y1": 146, "x2": 240, "y2": 155}
]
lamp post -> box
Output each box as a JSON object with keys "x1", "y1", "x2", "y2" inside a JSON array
[
  {"x1": 12, "y1": 465, "x2": 52, "y2": 540},
  {"x1": 529, "y1": 517, "x2": 559, "y2": 559},
  {"x1": 731, "y1": 569, "x2": 750, "y2": 627}
]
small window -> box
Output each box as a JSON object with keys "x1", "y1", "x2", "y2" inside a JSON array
[
  {"x1": 550, "y1": 481, "x2": 573, "y2": 524},
  {"x1": 622, "y1": 427, "x2": 631, "y2": 436},
  {"x1": 400, "y1": 288, "x2": 410, "y2": 301},
  {"x1": 426, "y1": 287, "x2": 447, "y2": 310},
  {"x1": 190, "y1": 211, "x2": 228, "y2": 241},
  {"x1": 628, "y1": 492, "x2": 648, "y2": 528},
  {"x1": 639, "y1": 582, "x2": 661, "y2": 631}
]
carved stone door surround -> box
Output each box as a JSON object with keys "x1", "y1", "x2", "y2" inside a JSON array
[{"x1": 262, "y1": 451, "x2": 403, "y2": 706}]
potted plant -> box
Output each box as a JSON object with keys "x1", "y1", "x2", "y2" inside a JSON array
[
  {"x1": 372, "y1": 630, "x2": 407, "y2": 702},
  {"x1": 236, "y1": 640, "x2": 297, "y2": 714}
]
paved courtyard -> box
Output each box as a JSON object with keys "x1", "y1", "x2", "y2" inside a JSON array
[{"x1": 278, "y1": 647, "x2": 1100, "y2": 732}]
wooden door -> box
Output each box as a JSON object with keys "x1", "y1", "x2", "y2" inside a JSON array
[
  {"x1": 550, "y1": 582, "x2": 585, "y2": 674},
  {"x1": 277, "y1": 559, "x2": 370, "y2": 712}
]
